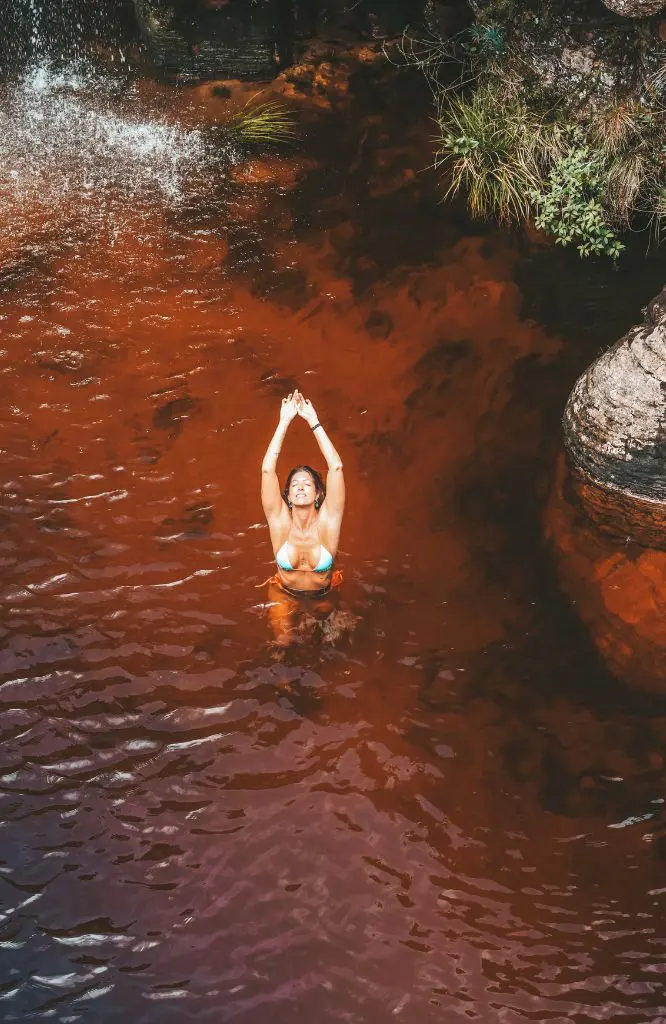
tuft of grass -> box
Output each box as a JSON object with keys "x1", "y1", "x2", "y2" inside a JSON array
[
  {"x1": 223, "y1": 99, "x2": 297, "y2": 145},
  {"x1": 607, "y1": 152, "x2": 650, "y2": 225},
  {"x1": 434, "y1": 83, "x2": 566, "y2": 224},
  {"x1": 591, "y1": 101, "x2": 660, "y2": 158},
  {"x1": 650, "y1": 59, "x2": 666, "y2": 97},
  {"x1": 592, "y1": 102, "x2": 641, "y2": 158},
  {"x1": 589, "y1": 102, "x2": 664, "y2": 226},
  {"x1": 649, "y1": 187, "x2": 666, "y2": 244}
]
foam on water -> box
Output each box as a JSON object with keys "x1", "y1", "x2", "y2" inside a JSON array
[{"x1": 0, "y1": 61, "x2": 212, "y2": 221}]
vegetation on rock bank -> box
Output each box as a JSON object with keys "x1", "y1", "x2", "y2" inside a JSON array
[{"x1": 416, "y1": 0, "x2": 666, "y2": 257}]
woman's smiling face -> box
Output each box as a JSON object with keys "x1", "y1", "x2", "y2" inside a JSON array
[{"x1": 288, "y1": 471, "x2": 316, "y2": 507}]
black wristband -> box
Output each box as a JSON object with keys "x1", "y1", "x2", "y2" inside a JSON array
[{"x1": 312, "y1": 422, "x2": 322, "y2": 432}]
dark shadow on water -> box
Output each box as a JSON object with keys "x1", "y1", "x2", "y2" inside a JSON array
[{"x1": 516, "y1": 231, "x2": 666, "y2": 354}]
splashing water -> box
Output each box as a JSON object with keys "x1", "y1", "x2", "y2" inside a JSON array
[
  {"x1": 28, "y1": 0, "x2": 43, "y2": 55},
  {"x1": 0, "y1": 62, "x2": 215, "y2": 246}
]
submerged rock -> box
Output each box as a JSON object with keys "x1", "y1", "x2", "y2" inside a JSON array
[{"x1": 546, "y1": 455, "x2": 666, "y2": 693}]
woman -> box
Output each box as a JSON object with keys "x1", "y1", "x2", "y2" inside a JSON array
[{"x1": 260, "y1": 390, "x2": 345, "y2": 645}]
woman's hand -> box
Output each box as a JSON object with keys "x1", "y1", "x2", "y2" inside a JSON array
[
  {"x1": 280, "y1": 393, "x2": 299, "y2": 423},
  {"x1": 296, "y1": 393, "x2": 319, "y2": 428}
]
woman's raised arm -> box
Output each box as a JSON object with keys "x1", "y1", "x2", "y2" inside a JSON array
[
  {"x1": 261, "y1": 394, "x2": 298, "y2": 522},
  {"x1": 297, "y1": 396, "x2": 345, "y2": 520}
]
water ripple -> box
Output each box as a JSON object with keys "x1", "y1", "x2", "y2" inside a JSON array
[{"x1": 0, "y1": 58, "x2": 664, "y2": 1024}]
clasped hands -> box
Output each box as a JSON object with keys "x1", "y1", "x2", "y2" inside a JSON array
[{"x1": 280, "y1": 390, "x2": 318, "y2": 428}]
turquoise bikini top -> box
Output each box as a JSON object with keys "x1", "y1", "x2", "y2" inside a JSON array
[{"x1": 276, "y1": 541, "x2": 333, "y2": 574}]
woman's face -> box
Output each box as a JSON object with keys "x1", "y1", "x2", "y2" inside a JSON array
[{"x1": 288, "y1": 471, "x2": 316, "y2": 507}]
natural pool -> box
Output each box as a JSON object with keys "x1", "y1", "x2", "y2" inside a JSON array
[{"x1": 2, "y1": 54, "x2": 666, "y2": 1023}]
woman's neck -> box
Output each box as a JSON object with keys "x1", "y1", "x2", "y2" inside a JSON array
[{"x1": 291, "y1": 506, "x2": 316, "y2": 532}]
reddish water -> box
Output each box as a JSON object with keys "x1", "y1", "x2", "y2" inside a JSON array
[{"x1": 3, "y1": 63, "x2": 666, "y2": 1023}]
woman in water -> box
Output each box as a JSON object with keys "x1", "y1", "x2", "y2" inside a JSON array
[{"x1": 260, "y1": 390, "x2": 345, "y2": 645}]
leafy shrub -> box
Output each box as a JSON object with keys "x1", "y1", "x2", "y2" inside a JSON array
[{"x1": 530, "y1": 148, "x2": 625, "y2": 259}]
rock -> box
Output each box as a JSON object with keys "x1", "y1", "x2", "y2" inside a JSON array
[
  {"x1": 133, "y1": 0, "x2": 283, "y2": 80},
  {"x1": 311, "y1": 60, "x2": 352, "y2": 105},
  {"x1": 562, "y1": 286, "x2": 666, "y2": 550},
  {"x1": 553, "y1": 286, "x2": 666, "y2": 690},
  {"x1": 601, "y1": 0, "x2": 664, "y2": 15},
  {"x1": 465, "y1": 2, "x2": 666, "y2": 112},
  {"x1": 356, "y1": 44, "x2": 384, "y2": 64},
  {"x1": 277, "y1": 49, "x2": 356, "y2": 107}
]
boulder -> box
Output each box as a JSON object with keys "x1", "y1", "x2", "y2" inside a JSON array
[
  {"x1": 548, "y1": 286, "x2": 666, "y2": 692},
  {"x1": 562, "y1": 287, "x2": 666, "y2": 550},
  {"x1": 601, "y1": 0, "x2": 664, "y2": 15}
]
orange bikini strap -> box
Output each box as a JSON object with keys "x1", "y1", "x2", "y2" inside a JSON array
[
  {"x1": 254, "y1": 569, "x2": 343, "y2": 589},
  {"x1": 254, "y1": 574, "x2": 281, "y2": 588}
]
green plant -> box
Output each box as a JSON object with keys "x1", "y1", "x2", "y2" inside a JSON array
[
  {"x1": 435, "y1": 84, "x2": 565, "y2": 224},
  {"x1": 530, "y1": 147, "x2": 625, "y2": 259},
  {"x1": 461, "y1": 24, "x2": 505, "y2": 62},
  {"x1": 223, "y1": 99, "x2": 296, "y2": 145}
]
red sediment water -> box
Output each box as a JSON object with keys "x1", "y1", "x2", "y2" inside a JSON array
[
  {"x1": 546, "y1": 454, "x2": 666, "y2": 692},
  {"x1": 2, "y1": 61, "x2": 666, "y2": 1023}
]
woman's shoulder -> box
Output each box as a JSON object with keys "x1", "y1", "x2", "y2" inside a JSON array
[
  {"x1": 267, "y1": 509, "x2": 290, "y2": 546},
  {"x1": 317, "y1": 507, "x2": 342, "y2": 548}
]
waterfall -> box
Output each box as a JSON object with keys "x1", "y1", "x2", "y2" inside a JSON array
[
  {"x1": 6, "y1": 0, "x2": 134, "y2": 70},
  {"x1": 0, "y1": 4, "x2": 216, "y2": 246},
  {"x1": 0, "y1": 66, "x2": 211, "y2": 210}
]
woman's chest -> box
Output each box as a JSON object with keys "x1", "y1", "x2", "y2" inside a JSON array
[{"x1": 285, "y1": 531, "x2": 323, "y2": 568}]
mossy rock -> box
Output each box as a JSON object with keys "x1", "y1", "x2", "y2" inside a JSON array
[{"x1": 133, "y1": 0, "x2": 283, "y2": 80}]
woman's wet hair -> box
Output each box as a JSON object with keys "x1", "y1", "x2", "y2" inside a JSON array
[{"x1": 283, "y1": 465, "x2": 326, "y2": 510}]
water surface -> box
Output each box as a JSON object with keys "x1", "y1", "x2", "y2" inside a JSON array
[{"x1": 2, "y1": 61, "x2": 666, "y2": 1023}]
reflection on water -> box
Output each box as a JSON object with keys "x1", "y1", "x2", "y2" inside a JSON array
[{"x1": 2, "y1": 59, "x2": 666, "y2": 1024}]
